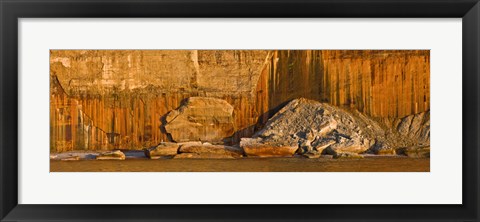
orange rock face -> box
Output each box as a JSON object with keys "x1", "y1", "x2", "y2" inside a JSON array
[
  {"x1": 50, "y1": 50, "x2": 268, "y2": 151},
  {"x1": 50, "y1": 50, "x2": 429, "y2": 152},
  {"x1": 254, "y1": 50, "x2": 430, "y2": 121}
]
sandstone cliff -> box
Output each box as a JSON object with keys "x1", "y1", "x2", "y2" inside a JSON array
[
  {"x1": 50, "y1": 50, "x2": 429, "y2": 152},
  {"x1": 254, "y1": 50, "x2": 430, "y2": 123}
]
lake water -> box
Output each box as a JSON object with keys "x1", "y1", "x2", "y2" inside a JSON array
[{"x1": 50, "y1": 156, "x2": 429, "y2": 172}]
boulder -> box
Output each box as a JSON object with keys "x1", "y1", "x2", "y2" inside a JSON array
[
  {"x1": 96, "y1": 150, "x2": 125, "y2": 160},
  {"x1": 179, "y1": 144, "x2": 243, "y2": 157},
  {"x1": 240, "y1": 138, "x2": 298, "y2": 157},
  {"x1": 303, "y1": 150, "x2": 322, "y2": 159},
  {"x1": 313, "y1": 140, "x2": 336, "y2": 154},
  {"x1": 376, "y1": 149, "x2": 396, "y2": 155},
  {"x1": 60, "y1": 156, "x2": 80, "y2": 161},
  {"x1": 177, "y1": 141, "x2": 203, "y2": 147},
  {"x1": 164, "y1": 97, "x2": 235, "y2": 143},
  {"x1": 144, "y1": 142, "x2": 179, "y2": 158},
  {"x1": 397, "y1": 112, "x2": 430, "y2": 143},
  {"x1": 378, "y1": 111, "x2": 430, "y2": 146},
  {"x1": 396, "y1": 146, "x2": 430, "y2": 158},
  {"x1": 370, "y1": 142, "x2": 397, "y2": 155}
]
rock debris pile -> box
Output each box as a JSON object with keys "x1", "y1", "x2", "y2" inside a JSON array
[{"x1": 241, "y1": 98, "x2": 430, "y2": 158}]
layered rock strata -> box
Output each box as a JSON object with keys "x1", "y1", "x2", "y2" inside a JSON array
[{"x1": 50, "y1": 50, "x2": 430, "y2": 152}]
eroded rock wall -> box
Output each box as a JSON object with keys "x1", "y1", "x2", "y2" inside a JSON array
[
  {"x1": 50, "y1": 50, "x2": 429, "y2": 152},
  {"x1": 51, "y1": 50, "x2": 269, "y2": 95},
  {"x1": 50, "y1": 50, "x2": 269, "y2": 151},
  {"x1": 254, "y1": 50, "x2": 430, "y2": 123}
]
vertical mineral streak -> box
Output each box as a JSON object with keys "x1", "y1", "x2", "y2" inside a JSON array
[
  {"x1": 254, "y1": 50, "x2": 430, "y2": 123},
  {"x1": 50, "y1": 50, "x2": 429, "y2": 152}
]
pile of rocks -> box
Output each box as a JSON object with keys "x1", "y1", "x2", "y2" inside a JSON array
[
  {"x1": 240, "y1": 98, "x2": 430, "y2": 158},
  {"x1": 241, "y1": 98, "x2": 378, "y2": 157}
]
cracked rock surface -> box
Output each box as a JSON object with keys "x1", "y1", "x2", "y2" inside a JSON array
[
  {"x1": 242, "y1": 98, "x2": 430, "y2": 157},
  {"x1": 164, "y1": 97, "x2": 235, "y2": 143}
]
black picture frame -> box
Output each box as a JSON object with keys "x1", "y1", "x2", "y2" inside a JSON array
[{"x1": 1, "y1": 0, "x2": 478, "y2": 221}]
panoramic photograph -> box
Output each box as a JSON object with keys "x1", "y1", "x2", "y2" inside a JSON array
[{"x1": 49, "y1": 50, "x2": 430, "y2": 172}]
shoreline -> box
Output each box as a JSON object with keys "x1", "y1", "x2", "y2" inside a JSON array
[
  {"x1": 50, "y1": 150, "x2": 422, "y2": 161},
  {"x1": 50, "y1": 156, "x2": 430, "y2": 172}
]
